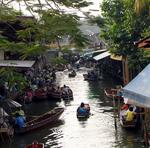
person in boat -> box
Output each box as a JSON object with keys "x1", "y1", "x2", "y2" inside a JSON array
[
  {"x1": 77, "y1": 102, "x2": 88, "y2": 115},
  {"x1": 57, "y1": 86, "x2": 62, "y2": 94},
  {"x1": 63, "y1": 85, "x2": 70, "y2": 95},
  {"x1": 15, "y1": 113, "x2": 26, "y2": 128},
  {"x1": 16, "y1": 107, "x2": 25, "y2": 117},
  {"x1": 125, "y1": 106, "x2": 136, "y2": 122},
  {"x1": 71, "y1": 70, "x2": 76, "y2": 75},
  {"x1": 120, "y1": 103, "x2": 129, "y2": 121},
  {"x1": 24, "y1": 89, "x2": 33, "y2": 102},
  {"x1": 121, "y1": 103, "x2": 129, "y2": 110},
  {"x1": 13, "y1": 107, "x2": 26, "y2": 120}
]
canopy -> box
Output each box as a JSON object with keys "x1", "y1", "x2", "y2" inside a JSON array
[
  {"x1": 123, "y1": 64, "x2": 150, "y2": 108},
  {"x1": 93, "y1": 51, "x2": 110, "y2": 61},
  {"x1": 0, "y1": 60, "x2": 35, "y2": 68}
]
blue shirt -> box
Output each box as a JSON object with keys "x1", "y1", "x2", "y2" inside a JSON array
[
  {"x1": 15, "y1": 116, "x2": 25, "y2": 128},
  {"x1": 78, "y1": 107, "x2": 87, "y2": 114}
]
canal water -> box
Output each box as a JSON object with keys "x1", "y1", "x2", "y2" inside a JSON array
[{"x1": 1, "y1": 68, "x2": 145, "y2": 148}]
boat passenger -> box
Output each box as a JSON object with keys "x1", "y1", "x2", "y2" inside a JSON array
[
  {"x1": 121, "y1": 103, "x2": 129, "y2": 110},
  {"x1": 57, "y1": 86, "x2": 62, "y2": 93},
  {"x1": 63, "y1": 85, "x2": 69, "y2": 95},
  {"x1": 15, "y1": 113, "x2": 26, "y2": 128},
  {"x1": 120, "y1": 103, "x2": 129, "y2": 121},
  {"x1": 77, "y1": 102, "x2": 87, "y2": 114},
  {"x1": 24, "y1": 90, "x2": 33, "y2": 102},
  {"x1": 125, "y1": 106, "x2": 136, "y2": 122},
  {"x1": 72, "y1": 70, "x2": 76, "y2": 75},
  {"x1": 13, "y1": 107, "x2": 26, "y2": 120},
  {"x1": 17, "y1": 107, "x2": 25, "y2": 117}
]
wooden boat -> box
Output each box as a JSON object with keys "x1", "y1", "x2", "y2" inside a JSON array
[
  {"x1": 49, "y1": 87, "x2": 73, "y2": 101},
  {"x1": 50, "y1": 92, "x2": 73, "y2": 100},
  {"x1": 77, "y1": 104, "x2": 90, "y2": 118},
  {"x1": 104, "y1": 88, "x2": 123, "y2": 101},
  {"x1": 62, "y1": 90, "x2": 73, "y2": 100},
  {"x1": 15, "y1": 107, "x2": 64, "y2": 134},
  {"x1": 120, "y1": 119, "x2": 137, "y2": 128},
  {"x1": 50, "y1": 92, "x2": 62, "y2": 101},
  {"x1": 119, "y1": 109, "x2": 137, "y2": 128},
  {"x1": 25, "y1": 142, "x2": 44, "y2": 148}
]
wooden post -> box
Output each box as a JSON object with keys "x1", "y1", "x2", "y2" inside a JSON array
[
  {"x1": 143, "y1": 121, "x2": 149, "y2": 147},
  {"x1": 113, "y1": 94, "x2": 117, "y2": 130},
  {"x1": 122, "y1": 57, "x2": 129, "y2": 85},
  {"x1": 118, "y1": 96, "x2": 120, "y2": 117}
]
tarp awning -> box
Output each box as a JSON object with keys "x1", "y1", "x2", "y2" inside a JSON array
[
  {"x1": 93, "y1": 51, "x2": 110, "y2": 61},
  {"x1": 123, "y1": 63, "x2": 150, "y2": 108},
  {"x1": 0, "y1": 60, "x2": 35, "y2": 68}
]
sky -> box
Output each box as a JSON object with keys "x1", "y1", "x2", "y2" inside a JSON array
[
  {"x1": 11, "y1": 0, "x2": 103, "y2": 17},
  {"x1": 83, "y1": 0, "x2": 103, "y2": 16}
]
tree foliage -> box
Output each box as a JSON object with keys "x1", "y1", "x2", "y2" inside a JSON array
[
  {"x1": 100, "y1": 0, "x2": 150, "y2": 71},
  {"x1": 0, "y1": 0, "x2": 91, "y2": 93},
  {"x1": 0, "y1": 0, "x2": 91, "y2": 56}
]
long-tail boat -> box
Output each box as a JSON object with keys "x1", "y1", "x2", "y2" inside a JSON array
[
  {"x1": 104, "y1": 87, "x2": 123, "y2": 101},
  {"x1": 15, "y1": 107, "x2": 64, "y2": 134}
]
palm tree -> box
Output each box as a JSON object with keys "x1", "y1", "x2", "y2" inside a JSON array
[{"x1": 134, "y1": 0, "x2": 149, "y2": 15}]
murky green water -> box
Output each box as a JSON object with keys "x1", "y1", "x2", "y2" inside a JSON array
[{"x1": 0, "y1": 68, "x2": 144, "y2": 148}]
